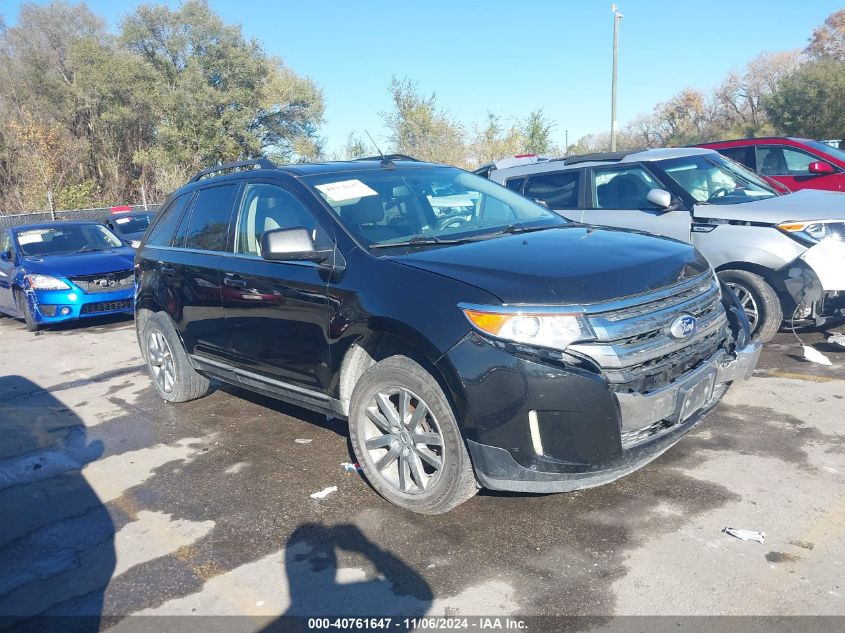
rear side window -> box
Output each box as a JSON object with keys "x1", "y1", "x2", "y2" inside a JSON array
[
  {"x1": 719, "y1": 146, "x2": 756, "y2": 171},
  {"x1": 524, "y1": 171, "x2": 580, "y2": 209},
  {"x1": 590, "y1": 165, "x2": 662, "y2": 210},
  {"x1": 146, "y1": 193, "x2": 192, "y2": 247},
  {"x1": 181, "y1": 184, "x2": 239, "y2": 251},
  {"x1": 505, "y1": 177, "x2": 526, "y2": 193}
]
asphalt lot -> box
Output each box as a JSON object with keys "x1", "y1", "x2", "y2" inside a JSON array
[{"x1": 1, "y1": 312, "x2": 844, "y2": 628}]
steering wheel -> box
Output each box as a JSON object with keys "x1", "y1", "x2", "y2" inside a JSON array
[
  {"x1": 707, "y1": 187, "x2": 730, "y2": 201},
  {"x1": 436, "y1": 216, "x2": 471, "y2": 231}
]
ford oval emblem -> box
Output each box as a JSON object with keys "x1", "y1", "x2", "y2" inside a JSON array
[{"x1": 670, "y1": 315, "x2": 698, "y2": 339}]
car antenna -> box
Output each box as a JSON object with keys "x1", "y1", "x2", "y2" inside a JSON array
[{"x1": 365, "y1": 130, "x2": 393, "y2": 168}]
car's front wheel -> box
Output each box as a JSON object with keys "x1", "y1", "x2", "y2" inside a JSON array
[
  {"x1": 348, "y1": 355, "x2": 478, "y2": 514},
  {"x1": 719, "y1": 270, "x2": 782, "y2": 343},
  {"x1": 140, "y1": 311, "x2": 211, "y2": 402},
  {"x1": 14, "y1": 288, "x2": 40, "y2": 332}
]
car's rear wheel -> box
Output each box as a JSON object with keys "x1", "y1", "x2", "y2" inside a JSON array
[
  {"x1": 141, "y1": 311, "x2": 211, "y2": 402},
  {"x1": 348, "y1": 355, "x2": 478, "y2": 514},
  {"x1": 719, "y1": 270, "x2": 782, "y2": 343},
  {"x1": 14, "y1": 288, "x2": 40, "y2": 332}
]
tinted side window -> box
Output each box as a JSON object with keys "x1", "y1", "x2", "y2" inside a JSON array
[
  {"x1": 505, "y1": 177, "x2": 526, "y2": 193},
  {"x1": 234, "y1": 183, "x2": 330, "y2": 256},
  {"x1": 524, "y1": 171, "x2": 580, "y2": 209},
  {"x1": 182, "y1": 184, "x2": 239, "y2": 251},
  {"x1": 590, "y1": 166, "x2": 662, "y2": 210},
  {"x1": 1, "y1": 231, "x2": 13, "y2": 255},
  {"x1": 719, "y1": 146, "x2": 755, "y2": 170},
  {"x1": 756, "y1": 146, "x2": 823, "y2": 176},
  {"x1": 146, "y1": 193, "x2": 192, "y2": 247}
]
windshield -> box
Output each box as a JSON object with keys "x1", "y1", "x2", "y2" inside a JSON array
[
  {"x1": 660, "y1": 154, "x2": 778, "y2": 205},
  {"x1": 111, "y1": 213, "x2": 153, "y2": 234},
  {"x1": 15, "y1": 224, "x2": 124, "y2": 256},
  {"x1": 303, "y1": 167, "x2": 565, "y2": 247},
  {"x1": 804, "y1": 139, "x2": 845, "y2": 163}
]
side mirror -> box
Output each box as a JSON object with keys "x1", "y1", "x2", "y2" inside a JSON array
[
  {"x1": 260, "y1": 227, "x2": 330, "y2": 263},
  {"x1": 646, "y1": 188, "x2": 673, "y2": 209},
  {"x1": 0, "y1": 251, "x2": 11, "y2": 262},
  {"x1": 808, "y1": 161, "x2": 834, "y2": 175}
]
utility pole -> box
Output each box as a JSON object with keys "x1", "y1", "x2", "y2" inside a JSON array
[{"x1": 610, "y1": 4, "x2": 623, "y2": 151}]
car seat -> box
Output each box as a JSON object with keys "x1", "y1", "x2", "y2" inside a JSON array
[
  {"x1": 341, "y1": 197, "x2": 400, "y2": 242},
  {"x1": 761, "y1": 150, "x2": 788, "y2": 175}
]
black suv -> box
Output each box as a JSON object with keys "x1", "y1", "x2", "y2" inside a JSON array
[{"x1": 135, "y1": 156, "x2": 760, "y2": 514}]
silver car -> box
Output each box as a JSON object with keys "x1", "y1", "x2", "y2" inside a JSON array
[{"x1": 481, "y1": 148, "x2": 845, "y2": 341}]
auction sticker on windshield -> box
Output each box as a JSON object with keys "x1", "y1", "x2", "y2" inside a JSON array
[
  {"x1": 315, "y1": 179, "x2": 378, "y2": 202},
  {"x1": 17, "y1": 231, "x2": 46, "y2": 245}
]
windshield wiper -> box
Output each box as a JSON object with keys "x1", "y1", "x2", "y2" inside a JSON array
[
  {"x1": 465, "y1": 223, "x2": 559, "y2": 240},
  {"x1": 370, "y1": 235, "x2": 470, "y2": 249}
]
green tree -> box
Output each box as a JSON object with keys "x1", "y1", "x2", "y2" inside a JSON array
[
  {"x1": 470, "y1": 112, "x2": 524, "y2": 164},
  {"x1": 344, "y1": 132, "x2": 369, "y2": 159},
  {"x1": 121, "y1": 0, "x2": 324, "y2": 178},
  {"x1": 381, "y1": 77, "x2": 467, "y2": 167},
  {"x1": 522, "y1": 109, "x2": 554, "y2": 154},
  {"x1": 765, "y1": 59, "x2": 845, "y2": 139}
]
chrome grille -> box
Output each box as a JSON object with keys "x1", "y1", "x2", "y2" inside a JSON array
[
  {"x1": 570, "y1": 272, "x2": 728, "y2": 393},
  {"x1": 71, "y1": 269, "x2": 134, "y2": 294}
]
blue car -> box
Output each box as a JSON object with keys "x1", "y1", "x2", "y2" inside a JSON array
[{"x1": 0, "y1": 221, "x2": 135, "y2": 331}]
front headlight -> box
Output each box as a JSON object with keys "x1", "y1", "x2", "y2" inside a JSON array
[
  {"x1": 778, "y1": 220, "x2": 844, "y2": 245},
  {"x1": 461, "y1": 306, "x2": 596, "y2": 351},
  {"x1": 25, "y1": 274, "x2": 70, "y2": 290}
]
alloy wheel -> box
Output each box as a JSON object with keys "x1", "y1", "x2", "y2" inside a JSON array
[
  {"x1": 362, "y1": 387, "x2": 445, "y2": 495},
  {"x1": 147, "y1": 329, "x2": 176, "y2": 394},
  {"x1": 726, "y1": 281, "x2": 759, "y2": 333}
]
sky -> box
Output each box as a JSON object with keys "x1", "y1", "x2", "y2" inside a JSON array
[{"x1": 2, "y1": 0, "x2": 842, "y2": 155}]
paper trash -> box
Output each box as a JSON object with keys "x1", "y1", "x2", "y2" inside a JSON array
[
  {"x1": 723, "y1": 527, "x2": 766, "y2": 543},
  {"x1": 803, "y1": 346, "x2": 832, "y2": 366},
  {"x1": 310, "y1": 486, "x2": 337, "y2": 500}
]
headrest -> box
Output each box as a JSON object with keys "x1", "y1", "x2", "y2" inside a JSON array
[{"x1": 342, "y1": 197, "x2": 384, "y2": 225}]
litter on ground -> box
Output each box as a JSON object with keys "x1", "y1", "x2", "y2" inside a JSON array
[
  {"x1": 828, "y1": 333, "x2": 845, "y2": 349},
  {"x1": 294, "y1": 438, "x2": 313, "y2": 444},
  {"x1": 310, "y1": 486, "x2": 337, "y2": 500},
  {"x1": 341, "y1": 462, "x2": 362, "y2": 473},
  {"x1": 723, "y1": 527, "x2": 766, "y2": 543},
  {"x1": 803, "y1": 346, "x2": 832, "y2": 366}
]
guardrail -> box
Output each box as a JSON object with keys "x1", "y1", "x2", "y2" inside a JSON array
[{"x1": 0, "y1": 204, "x2": 160, "y2": 229}]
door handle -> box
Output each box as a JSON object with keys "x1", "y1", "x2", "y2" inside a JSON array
[{"x1": 223, "y1": 275, "x2": 247, "y2": 288}]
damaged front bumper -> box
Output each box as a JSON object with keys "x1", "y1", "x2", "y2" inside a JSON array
[{"x1": 454, "y1": 338, "x2": 761, "y2": 494}]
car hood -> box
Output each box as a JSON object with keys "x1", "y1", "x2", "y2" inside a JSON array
[
  {"x1": 694, "y1": 189, "x2": 845, "y2": 223},
  {"x1": 388, "y1": 226, "x2": 710, "y2": 305},
  {"x1": 22, "y1": 248, "x2": 136, "y2": 277}
]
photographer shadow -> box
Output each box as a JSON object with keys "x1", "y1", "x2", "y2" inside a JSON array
[{"x1": 261, "y1": 523, "x2": 432, "y2": 631}]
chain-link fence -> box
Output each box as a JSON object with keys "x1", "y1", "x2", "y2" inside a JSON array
[{"x1": 0, "y1": 204, "x2": 160, "y2": 229}]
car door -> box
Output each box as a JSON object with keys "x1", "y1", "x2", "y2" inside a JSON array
[
  {"x1": 580, "y1": 164, "x2": 692, "y2": 243},
  {"x1": 755, "y1": 144, "x2": 840, "y2": 191},
  {"x1": 0, "y1": 230, "x2": 17, "y2": 312},
  {"x1": 158, "y1": 183, "x2": 239, "y2": 360},
  {"x1": 220, "y1": 178, "x2": 333, "y2": 392}
]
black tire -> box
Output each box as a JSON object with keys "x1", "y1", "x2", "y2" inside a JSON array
[
  {"x1": 348, "y1": 355, "x2": 478, "y2": 514},
  {"x1": 718, "y1": 270, "x2": 782, "y2": 343},
  {"x1": 14, "y1": 288, "x2": 40, "y2": 332},
  {"x1": 140, "y1": 311, "x2": 211, "y2": 402}
]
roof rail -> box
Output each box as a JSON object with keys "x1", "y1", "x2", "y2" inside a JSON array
[
  {"x1": 354, "y1": 154, "x2": 421, "y2": 162},
  {"x1": 188, "y1": 158, "x2": 277, "y2": 183},
  {"x1": 563, "y1": 150, "x2": 640, "y2": 166}
]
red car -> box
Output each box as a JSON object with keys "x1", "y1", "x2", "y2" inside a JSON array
[{"x1": 697, "y1": 137, "x2": 845, "y2": 192}]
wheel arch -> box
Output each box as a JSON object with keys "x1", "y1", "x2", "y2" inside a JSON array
[{"x1": 336, "y1": 326, "x2": 466, "y2": 420}]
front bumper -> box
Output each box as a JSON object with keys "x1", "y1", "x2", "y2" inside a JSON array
[
  {"x1": 441, "y1": 333, "x2": 761, "y2": 493},
  {"x1": 27, "y1": 286, "x2": 134, "y2": 324}
]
